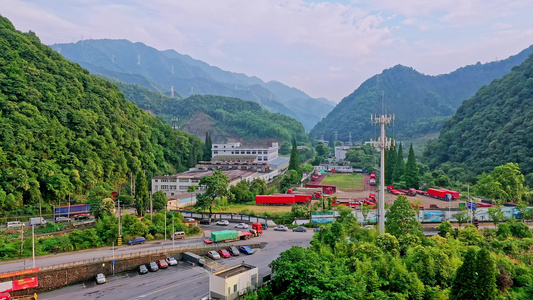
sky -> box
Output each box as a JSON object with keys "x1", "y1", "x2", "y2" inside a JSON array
[{"x1": 3, "y1": 0, "x2": 533, "y2": 102}]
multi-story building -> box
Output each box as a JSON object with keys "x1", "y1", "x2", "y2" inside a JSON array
[{"x1": 212, "y1": 142, "x2": 278, "y2": 163}]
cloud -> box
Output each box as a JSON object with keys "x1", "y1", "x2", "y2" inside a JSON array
[{"x1": 2, "y1": 0, "x2": 533, "y2": 102}]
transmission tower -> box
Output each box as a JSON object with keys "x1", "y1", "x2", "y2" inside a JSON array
[
  {"x1": 370, "y1": 113, "x2": 394, "y2": 235},
  {"x1": 171, "y1": 117, "x2": 179, "y2": 130},
  {"x1": 171, "y1": 86, "x2": 174, "y2": 98}
]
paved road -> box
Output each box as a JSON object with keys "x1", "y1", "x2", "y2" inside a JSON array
[{"x1": 38, "y1": 229, "x2": 314, "y2": 300}]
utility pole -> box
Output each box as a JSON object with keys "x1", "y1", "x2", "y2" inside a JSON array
[
  {"x1": 32, "y1": 225, "x2": 35, "y2": 268},
  {"x1": 164, "y1": 202, "x2": 167, "y2": 241},
  {"x1": 370, "y1": 113, "x2": 394, "y2": 235},
  {"x1": 150, "y1": 191, "x2": 153, "y2": 221},
  {"x1": 118, "y1": 196, "x2": 122, "y2": 237}
]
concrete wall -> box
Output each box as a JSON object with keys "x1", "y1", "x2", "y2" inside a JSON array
[{"x1": 8, "y1": 244, "x2": 260, "y2": 297}]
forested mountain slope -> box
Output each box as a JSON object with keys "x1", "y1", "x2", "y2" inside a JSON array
[
  {"x1": 50, "y1": 39, "x2": 336, "y2": 131},
  {"x1": 0, "y1": 15, "x2": 203, "y2": 205},
  {"x1": 113, "y1": 80, "x2": 309, "y2": 144},
  {"x1": 424, "y1": 54, "x2": 533, "y2": 177},
  {"x1": 310, "y1": 45, "x2": 533, "y2": 142}
]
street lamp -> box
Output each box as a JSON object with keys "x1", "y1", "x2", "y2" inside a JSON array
[
  {"x1": 164, "y1": 203, "x2": 167, "y2": 241},
  {"x1": 202, "y1": 265, "x2": 212, "y2": 300},
  {"x1": 172, "y1": 213, "x2": 175, "y2": 250}
]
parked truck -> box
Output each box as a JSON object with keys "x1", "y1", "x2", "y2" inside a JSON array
[
  {"x1": 29, "y1": 217, "x2": 46, "y2": 226},
  {"x1": 369, "y1": 178, "x2": 376, "y2": 186},
  {"x1": 182, "y1": 252, "x2": 205, "y2": 266},
  {"x1": 204, "y1": 223, "x2": 263, "y2": 244},
  {"x1": 426, "y1": 188, "x2": 459, "y2": 201},
  {"x1": 54, "y1": 204, "x2": 91, "y2": 218},
  {"x1": 256, "y1": 195, "x2": 295, "y2": 205}
]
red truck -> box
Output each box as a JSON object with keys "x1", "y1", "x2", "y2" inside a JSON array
[
  {"x1": 306, "y1": 184, "x2": 337, "y2": 194},
  {"x1": 426, "y1": 188, "x2": 459, "y2": 201},
  {"x1": 255, "y1": 195, "x2": 295, "y2": 205},
  {"x1": 204, "y1": 223, "x2": 263, "y2": 244}
]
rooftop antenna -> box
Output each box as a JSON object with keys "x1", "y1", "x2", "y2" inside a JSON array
[
  {"x1": 334, "y1": 131, "x2": 338, "y2": 143},
  {"x1": 171, "y1": 86, "x2": 174, "y2": 98},
  {"x1": 370, "y1": 91, "x2": 394, "y2": 235}
]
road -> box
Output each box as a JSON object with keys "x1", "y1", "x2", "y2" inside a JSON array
[{"x1": 38, "y1": 228, "x2": 314, "y2": 300}]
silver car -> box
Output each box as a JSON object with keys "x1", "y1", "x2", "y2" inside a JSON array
[
  {"x1": 95, "y1": 273, "x2": 106, "y2": 284},
  {"x1": 166, "y1": 257, "x2": 178, "y2": 266},
  {"x1": 207, "y1": 250, "x2": 221, "y2": 260},
  {"x1": 235, "y1": 223, "x2": 248, "y2": 229},
  {"x1": 274, "y1": 225, "x2": 288, "y2": 231},
  {"x1": 216, "y1": 220, "x2": 229, "y2": 226}
]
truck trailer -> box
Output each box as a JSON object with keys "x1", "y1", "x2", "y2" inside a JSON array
[
  {"x1": 255, "y1": 195, "x2": 295, "y2": 205},
  {"x1": 204, "y1": 223, "x2": 263, "y2": 244},
  {"x1": 54, "y1": 204, "x2": 91, "y2": 218},
  {"x1": 426, "y1": 188, "x2": 459, "y2": 201}
]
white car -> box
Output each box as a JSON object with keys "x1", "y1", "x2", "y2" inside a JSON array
[
  {"x1": 207, "y1": 250, "x2": 221, "y2": 260},
  {"x1": 166, "y1": 257, "x2": 178, "y2": 266},
  {"x1": 235, "y1": 223, "x2": 248, "y2": 229},
  {"x1": 95, "y1": 273, "x2": 106, "y2": 284},
  {"x1": 216, "y1": 220, "x2": 229, "y2": 226},
  {"x1": 273, "y1": 225, "x2": 288, "y2": 231}
]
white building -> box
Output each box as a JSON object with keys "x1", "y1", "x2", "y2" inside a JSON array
[
  {"x1": 210, "y1": 263, "x2": 259, "y2": 300},
  {"x1": 334, "y1": 146, "x2": 351, "y2": 161},
  {"x1": 151, "y1": 169, "x2": 256, "y2": 198},
  {"x1": 212, "y1": 142, "x2": 279, "y2": 163}
]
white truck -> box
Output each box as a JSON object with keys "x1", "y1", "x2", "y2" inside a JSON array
[{"x1": 30, "y1": 217, "x2": 46, "y2": 226}]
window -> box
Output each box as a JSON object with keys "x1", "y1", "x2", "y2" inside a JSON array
[
  {"x1": 161, "y1": 185, "x2": 168, "y2": 189},
  {"x1": 155, "y1": 179, "x2": 159, "y2": 182},
  {"x1": 155, "y1": 185, "x2": 158, "y2": 190},
  {"x1": 252, "y1": 151, "x2": 256, "y2": 154},
  {"x1": 246, "y1": 151, "x2": 250, "y2": 154},
  {"x1": 214, "y1": 145, "x2": 218, "y2": 148},
  {"x1": 214, "y1": 151, "x2": 218, "y2": 154},
  {"x1": 191, "y1": 179, "x2": 200, "y2": 183},
  {"x1": 179, "y1": 186, "x2": 188, "y2": 190},
  {"x1": 234, "y1": 284, "x2": 237, "y2": 292},
  {"x1": 179, "y1": 179, "x2": 189, "y2": 183},
  {"x1": 170, "y1": 179, "x2": 176, "y2": 182},
  {"x1": 169, "y1": 185, "x2": 177, "y2": 190},
  {"x1": 161, "y1": 179, "x2": 168, "y2": 183}
]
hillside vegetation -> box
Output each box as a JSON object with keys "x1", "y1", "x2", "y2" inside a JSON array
[
  {"x1": 424, "y1": 54, "x2": 533, "y2": 180},
  {"x1": 310, "y1": 46, "x2": 533, "y2": 142},
  {"x1": 0, "y1": 15, "x2": 203, "y2": 207},
  {"x1": 114, "y1": 80, "x2": 309, "y2": 145}
]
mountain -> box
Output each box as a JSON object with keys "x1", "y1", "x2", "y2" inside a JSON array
[
  {"x1": 110, "y1": 79, "x2": 309, "y2": 145},
  {"x1": 423, "y1": 53, "x2": 533, "y2": 177},
  {"x1": 50, "y1": 39, "x2": 336, "y2": 131},
  {"x1": 0, "y1": 15, "x2": 203, "y2": 205},
  {"x1": 310, "y1": 45, "x2": 533, "y2": 142}
]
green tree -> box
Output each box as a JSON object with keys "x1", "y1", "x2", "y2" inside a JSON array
[
  {"x1": 402, "y1": 144, "x2": 420, "y2": 188},
  {"x1": 288, "y1": 139, "x2": 301, "y2": 171},
  {"x1": 328, "y1": 134, "x2": 335, "y2": 151},
  {"x1": 193, "y1": 170, "x2": 229, "y2": 215},
  {"x1": 392, "y1": 143, "x2": 404, "y2": 183},
  {"x1": 249, "y1": 178, "x2": 267, "y2": 196},
  {"x1": 385, "y1": 195, "x2": 422, "y2": 238},
  {"x1": 450, "y1": 247, "x2": 477, "y2": 300},
  {"x1": 385, "y1": 146, "x2": 396, "y2": 185},
  {"x1": 487, "y1": 200, "x2": 506, "y2": 226},
  {"x1": 152, "y1": 190, "x2": 168, "y2": 211},
  {"x1": 135, "y1": 171, "x2": 149, "y2": 217},
  {"x1": 436, "y1": 221, "x2": 453, "y2": 237},
  {"x1": 229, "y1": 180, "x2": 250, "y2": 203},
  {"x1": 453, "y1": 207, "x2": 469, "y2": 228},
  {"x1": 473, "y1": 248, "x2": 498, "y2": 300},
  {"x1": 315, "y1": 142, "x2": 328, "y2": 157},
  {"x1": 203, "y1": 132, "x2": 212, "y2": 161},
  {"x1": 474, "y1": 162, "x2": 527, "y2": 203}
]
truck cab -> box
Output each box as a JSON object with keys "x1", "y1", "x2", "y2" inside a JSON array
[{"x1": 251, "y1": 222, "x2": 263, "y2": 235}]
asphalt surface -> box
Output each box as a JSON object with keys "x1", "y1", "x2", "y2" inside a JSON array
[{"x1": 37, "y1": 227, "x2": 314, "y2": 300}]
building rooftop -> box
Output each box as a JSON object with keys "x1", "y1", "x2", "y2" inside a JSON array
[
  {"x1": 213, "y1": 263, "x2": 257, "y2": 279},
  {"x1": 268, "y1": 157, "x2": 290, "y2": 166}
]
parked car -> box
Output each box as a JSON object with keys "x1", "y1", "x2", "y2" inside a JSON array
[
  {"x1": 218, "y1": 248, "x2": 231, "y2": 258},
  {"x1": 172, "y1": 231, "x2": 186, "y2": 240},
  {"x1": 157, "y1": 259, "x2": 169, "y2": 269},
  {"x1": 274, "y1": 225, "x2": 288, "y2": 231},
  {"x1": 128, "y1": 236, "x2": 146, "y2": 245},
  {"x1": 293, "y1": 226, "x2": 307, "y2": 232},
  {"x1": 239, "y1": 246, "x2": 254, "y2": 255},
  {"x1": 95, "y1": 273, "x2": 106, "y2": 284},
  {"x1": 185, "y1": 218, "x2": 195, "y2": 222},
  {"x1": 55, "y1": 217, "x2": 71, "y2": 223},
  {"x1": 148, "y1": 261, "x2": 159, "y2": 272},
  {"x1": 228, "y1": 246, "x2": 240, "y2": 256},
  {"x1": 74, "y1": 213, "x2": 91, "y2": 220},
  {"x1": 166, "y1": 257, "x2": 178, "y2": 266},
  {"x1": 207, "y1": 250, "x2": 221, "y2": 260},
  {"x1": 199, "y1": 219, "x2": 211, "y2": 225},
  {"x1": 6, "y1": 221, "x2": 24, "y2": 228},
  {"x1": 216, "y1": 220, "x2": 229, "y2": 226},
  {"x1": 138, "y1": 264, "x2": 149, "y2": 275},
  {"x1": 235, "y1": 223, "x2": 248, "y2": 229}
]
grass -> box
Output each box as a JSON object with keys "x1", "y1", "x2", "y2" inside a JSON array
[{"x1": 321, "y1": 173, "x2": 365, "y2": 190}]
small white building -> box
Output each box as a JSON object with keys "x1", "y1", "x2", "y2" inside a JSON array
[
  {"x1": 334, "y1": 146, "x2": 351, "y2": 161},
  {"x1": 212, "y1": 142, "x2": 279, "y2": 163},
  {"x1": 210, "y1": 263, "x2": 259, "y2": 300}
]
